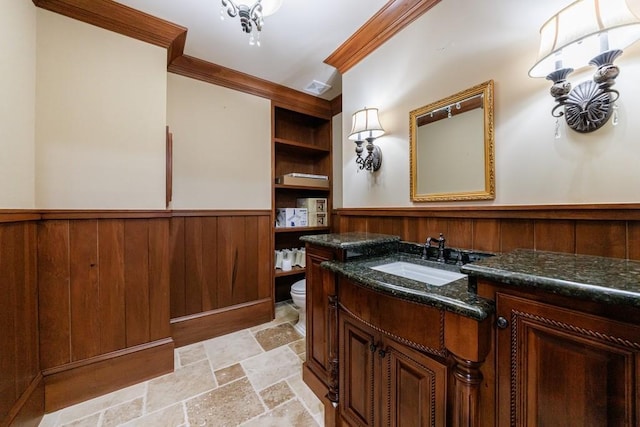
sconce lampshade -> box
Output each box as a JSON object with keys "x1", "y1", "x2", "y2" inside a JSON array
[
  {"x1": 348, "y1": 108, "x2": 385, "y2": 141},
  {"x1": 529, "y1": 0, "x2": 640, "y2": 77}
]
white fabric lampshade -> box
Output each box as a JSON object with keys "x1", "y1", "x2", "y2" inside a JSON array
[
  {"x1": 348, "y1": 108, "x2": 385, "y2": 141},
  {"x1": 529, "y1": 0, "x2": 640, "y2": 77}
]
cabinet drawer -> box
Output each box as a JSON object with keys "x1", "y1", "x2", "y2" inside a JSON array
[{"x1": 338, "y1": 277, "x2": 445, "y2": 356}]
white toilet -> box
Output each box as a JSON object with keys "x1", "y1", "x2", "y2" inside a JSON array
[{"x1": 290, "y1": 278, "x2": 306, "y2": 336}]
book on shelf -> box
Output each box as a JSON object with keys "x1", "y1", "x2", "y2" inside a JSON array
[
  {"x1": 276, "y1": 174, "x2": 330, "y2": 187},
  {"x1": 285, "y1": 172, "x2": 328, "y2": 180}
]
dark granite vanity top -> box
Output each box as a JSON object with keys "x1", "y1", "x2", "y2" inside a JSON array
[
  {"x1": 321, "y1": 252, "x2": 494, "y2": 321},
  {"x1": 461, "y1": 249, "x2": 640, "y2": 308},
  {"x1": 300, "y1": 232, "x2": 400, "y2": 249}
]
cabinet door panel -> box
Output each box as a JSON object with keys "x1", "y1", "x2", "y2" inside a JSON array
[
  {"x1": 497, "y1": 293, "x2": 639, "y2": 427},
  {"x1": 340, "y1": 314, "x2": 376, "y2": 427},
  {"x1": 384, "y1": 339, "x2": 447, "y2": 427}
]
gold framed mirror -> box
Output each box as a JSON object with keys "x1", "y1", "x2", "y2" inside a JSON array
[{"x1": 410, "y1": 80, "x2": 495, "y2": 202}]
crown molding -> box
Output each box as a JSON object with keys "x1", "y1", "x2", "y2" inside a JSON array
[
  {"x1": 324, "y1": 0, "x2": 441, "y2": 74},
  {"x1": 168, "y1": 55, "x2": 332, "y2": 118},
  {"x1": 32, "y1": 0, "x2": 187, "y2": 65}
]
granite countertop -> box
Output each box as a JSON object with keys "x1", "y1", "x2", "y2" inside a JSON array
[
  {"x1": 300, "y1": 232, "x2": 400, "y2": 249},
  {"x1": 322, "y1": 252, "x2": 494, "y2": 321},
  {"x1": 461, "y1": 249, "x2": 640, "y2": 308}
]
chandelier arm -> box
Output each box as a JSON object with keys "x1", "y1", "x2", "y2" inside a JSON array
[{"x1": 221, "y1": 0, "x2": 239, "y2": 17}]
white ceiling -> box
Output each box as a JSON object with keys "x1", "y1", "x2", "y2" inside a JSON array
[{"x1": 114, "y1": 0, "x2": 390, "y2": 100}]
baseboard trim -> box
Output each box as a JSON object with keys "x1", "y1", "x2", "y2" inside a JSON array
[
  {"x1": 2, "y1": 374, "x2": 45, "y2": 427},
  {"x1": 43, "y1": 338, "x2": 174, "y2": 412},
  {"x1": 171, "y1": 299, "x2": 273, "y2": 348}
]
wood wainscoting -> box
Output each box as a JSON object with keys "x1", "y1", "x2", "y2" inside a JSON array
[
  {"x1": 169, "y1": 211, "x2": 273, "y2": 348},
  {"x1": 37, "y1": 212, "x2": 174, "y2": 412},
  {"x1": 0, "y1": 214, "x2": 43, "y2": 427},
  {"x1": 334, "y1": 204, "x2": 640, "y2": 260},
  {"x1": 0, "y1": 209, "x2": 272, "y2": 422}
]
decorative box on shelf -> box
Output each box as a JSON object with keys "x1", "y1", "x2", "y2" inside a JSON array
[
  {"x1": 297, "y1": 197, "x2": 328, "y2": 227},
  {"x1": 297, "y1": 197, "x2": 327, "y2": 212},
  {"x1": 276, "y1": 173, "x2": 329, "y2": 188},
  {"x1": 308, "y1": 212, "x2": 328, "y2": 227},
  {"x1": 276, "y1": 208, "x2": 308, "y2": 228}
]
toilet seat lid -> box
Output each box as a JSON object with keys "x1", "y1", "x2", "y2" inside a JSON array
[{"x1": 291, "y1": 279, "x2": 306, "y2": 293}]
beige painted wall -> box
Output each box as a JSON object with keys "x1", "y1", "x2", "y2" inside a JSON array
[
  {"x1": 1, "y1": 1, "x2": 36, "y2": 208},
  {"x1": 167, "y1": 73, "x2": 271, "y2": 209},
  {"x1": 35, "y1": 9, "x2": 167, "y2": 209},
  {"x1": 341, "y1": 0, "x2": 640, "y2": 207}
]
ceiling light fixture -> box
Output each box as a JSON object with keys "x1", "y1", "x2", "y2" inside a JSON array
[{"x1": 220, "y1": 0, "x2": 283, "y2": 46}]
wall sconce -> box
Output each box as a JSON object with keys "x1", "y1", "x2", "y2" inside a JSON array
[
  {"x1": 348, "y1": 107, "x2": 385, "y2": 172},
  {"x1": 529, "y1": 0, "x2": 640, "y2": 134}
]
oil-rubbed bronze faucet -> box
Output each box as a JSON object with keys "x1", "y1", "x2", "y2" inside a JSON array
[{"x1": 423, "y1": 233, "x2": 446, "y2": 263}]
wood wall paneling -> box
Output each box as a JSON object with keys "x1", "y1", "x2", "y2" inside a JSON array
[
  {"x1": 575, "y1": 220, "x2": 627, "y2": 259},
  {"x1": 335, "y1": 205, "x2": 640, "y2": 260},
  {"x1": 148, "y1": 219, "x2": 171, "y2": 341},
  {"x1": 97, "y1": 220, "x2": 126, "y2": 354},
  {"x1": 124, "y1": 220, "x2": 152, "y2": 347},
  {"x1": 0, "y1": 221, "x2": 42, "y2": 427},
  {"x1": 38, "y1": 221, "x2": 72, "y2": 370},
  {"x1": 69, "y1": 220, "x2": 100, "y2": 361},
  {"x1": 169, "y1": 217, "x2": 187, "y2": 318}
]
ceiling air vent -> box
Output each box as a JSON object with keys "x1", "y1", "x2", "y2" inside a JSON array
[{"x1": 304, "y1": 80, "x2": 332, "y2": 96}]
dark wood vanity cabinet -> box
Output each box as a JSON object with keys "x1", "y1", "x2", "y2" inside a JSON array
[
  {"x1": 484, "y1": 283, "x2": 640, "y2": 427},
  {"x1": 304, "y1": 244, "x2": 340, "y2": 399},
  {"x1": 339, "y1": 311, "x2": 447, "y2": 427},
  {"x1": 338, "y1": 277, "x2": 449, "y2": 427}
]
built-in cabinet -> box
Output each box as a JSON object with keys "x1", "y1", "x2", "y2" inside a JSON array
[
  {"x1": 272, "y1": 103, "x2": 332, "y2": 301},
  {"x1": 339, "y1": 310, "x2": 447, "y2": 427},
  {"x1": 486, "y1": 285, "x2": 640, "y2": 426}
]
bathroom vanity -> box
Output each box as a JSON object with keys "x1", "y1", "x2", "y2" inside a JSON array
[{"x1": 302, "y1": 232, "x2": 640, "y2": 426}]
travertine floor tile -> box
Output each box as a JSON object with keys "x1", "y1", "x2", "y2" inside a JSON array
[
  {"x1": 288, "y1": 339, "x2": 306, "y2": 355},
  {"x1": 185, "y1": 378, "x2": 264, "y2": 426},
  {"x1": 214, "y1": 363, "x2": 245, "y2": 386},
  {"x1": 59, "y1": 413, "x2": 100, "y2": 427},
  {"x1": 250, "y1": 302, "x2": 299, "y2": 332},
  {"x1": 241, "y1": 399, "x2": 319, "y2": 427},
  {"x1": 259, "y1": 381, "x2": 295, "y2": 409},
  {"x1": 38, "y1": 302, "x2": 320, "y2": 427},
  {"x1": 287, "y1": 374, "x2": 323, "y2": 417},
  {"x1": 242, "y1": 346, "x2": 302, "y2": 391},
  {"x1": 101, "y1": 398, "x2": 143, "y2": 427},
  {"x1": 254, "y1": 323, "x2": 302, "y2": 351},
  {"x1": 56, "y1": 383, "x2": 146, "y2": 425},
  {"x1": 177, "y1": 342, "x2": 206, "y2": 367},
  {"x1": 120, "y1": 403, "x2": 185, "y2": 427},
  {"x1": 204, "y1": 330, "x2": 264, "y2": 370},
  {"x1": 146, "y1": 359, "x2": 216, "y2": 413}
]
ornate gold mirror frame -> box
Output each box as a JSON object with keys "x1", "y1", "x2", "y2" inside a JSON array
[{"x1": 410, "y1": 80, "x2": 495, "y2": 202}]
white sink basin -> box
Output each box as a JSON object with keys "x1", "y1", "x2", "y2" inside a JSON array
[{"x1": 370, "y1": 261, "x2": 466, "y2": 286}]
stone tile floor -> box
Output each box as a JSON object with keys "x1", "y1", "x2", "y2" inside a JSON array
[{"x1": 39, "y1": 302, "x2": 323, "y2": 427}]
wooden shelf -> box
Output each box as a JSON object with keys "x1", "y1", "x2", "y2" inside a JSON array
[
  {"x1": 275, "y1": 138, "x2": 330, "y2": 155},
  {"x1": 274, "y1": 184, "x2": 330, "y2": 191},
  {"x1": 275, "y1": 226, "x2": 330, "y2": 234},
  {"x1": 275, "y1": 266, "x2": 306, "y2": 278},
  {"x1": 272, "y1": 103, "x2": 332, "y2": 302}
]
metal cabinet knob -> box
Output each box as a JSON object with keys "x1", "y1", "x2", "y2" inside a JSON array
[
  {"x1": 497, "y1": 316, "x2": 509, "y2": 329},
  {"x1": 369, "y1": 343, "x2": 378, "y2": 353},
  {"x1": 378, "y1": 348, "x2": 387, "y2": 358}
]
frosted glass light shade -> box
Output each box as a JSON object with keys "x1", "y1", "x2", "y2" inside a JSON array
[
  {"x1": 259, "y1": 0, "x2": 283, "y2": 16},
  {"x1": 529, "y1": 0, "x2": 640, "y2": 77},
  {"x1": 348, "y1": 108, "x2": 385, "y2": 141}
]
